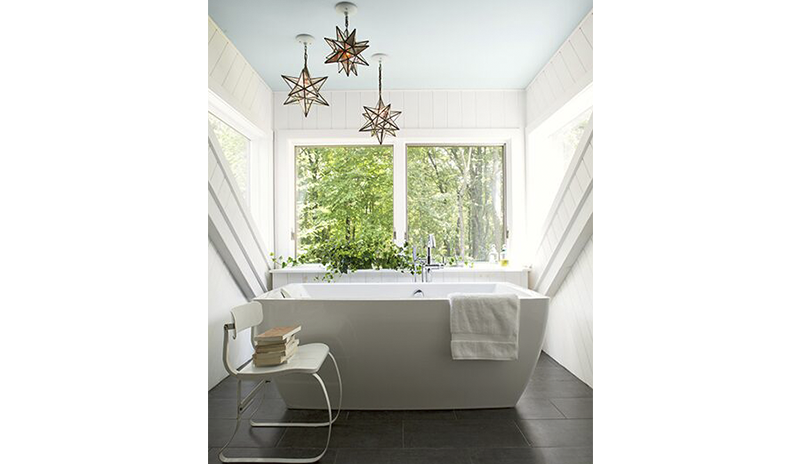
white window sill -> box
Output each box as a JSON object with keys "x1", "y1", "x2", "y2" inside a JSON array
[{"x1": 270, "y1": 264, "x2": 529, "y2": 274}]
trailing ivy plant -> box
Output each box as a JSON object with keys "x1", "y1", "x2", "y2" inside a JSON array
[{"x1": 270, "y1": 238, "x2": 419, "y2": 282}]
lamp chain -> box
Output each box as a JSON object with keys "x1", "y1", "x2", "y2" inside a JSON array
[
  {"x1": 345, "y1": 12, "x2": 349, "y2": 30},
  {"x1": 303, "y1": 43, "x2": 308, "y2": 67},
  {"x1": 378, "y1": 62, "x2": 382, "y2": 98}
]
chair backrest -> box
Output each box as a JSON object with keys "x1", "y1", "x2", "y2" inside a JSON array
[{"x1": 230, "y1": 301, "x2": 263, "y2": 340}]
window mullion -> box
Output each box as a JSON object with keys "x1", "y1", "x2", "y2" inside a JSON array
[{"x1": 392, "y1": 138, "x2": 407, "y2": 246}]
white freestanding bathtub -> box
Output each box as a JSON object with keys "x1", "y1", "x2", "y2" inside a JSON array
[{"x1": 253, "y1": 282, "x2": 549, "y2": 410}]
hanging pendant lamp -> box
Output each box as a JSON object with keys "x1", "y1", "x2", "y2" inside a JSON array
[
  {"x1": 360, "y1": 54, "x2": 401, "y2": 145},
  {"x1": 324, "y1": 2, "x2": 369, "y2": 77},
  {"x1": 282, "y1": 34, "x2": 329, "y2": 117}
]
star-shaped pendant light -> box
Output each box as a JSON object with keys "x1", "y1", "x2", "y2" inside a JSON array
[
  {"x1": 360, "y1": 55, "x2": 401, "y2": 145},
  {"x1": 282, "y1": 35, "x2": 329, "y2": 117},
  {"x1": 324, "y1": 2, "x2": 369, "y2": 76}
]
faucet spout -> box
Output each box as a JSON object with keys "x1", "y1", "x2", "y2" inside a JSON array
[{"x1": 420, "y1": 233, "x2": 443, "y2": 282}]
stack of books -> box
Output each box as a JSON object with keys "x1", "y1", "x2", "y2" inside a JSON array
[{"x1": 252, "y1": 325, "x2": 301, "y2": 367}]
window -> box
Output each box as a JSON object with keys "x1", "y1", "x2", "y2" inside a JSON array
[
  {"x1": 406, "y1": 146, "x2": 505, "y2": 262},
  {"x1": 208, "y1": 112, "x2": 250, "y2": 201},
  {"x1": 529, "y1": 84, "x2": 592, "y2": 238},
  {"x1": 295, "y1": 146, "x2": 393, "y2": 255},
  {"x1": 549, "y1": 108, "x2": 592, "y2": 172}
]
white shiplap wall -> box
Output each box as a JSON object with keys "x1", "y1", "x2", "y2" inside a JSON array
[
  {"x1": 543, "y1": 237, "x2": 593, "y2": 386},
  {"x1": 208, "y1": 17, "x2": 273, "y2": 134},
  {"x1": 274, "y1": 90, "x2": 525, "y2": 130},
  {"x1": 522, "y1": 11, "x2": 593, "y2": 384},
  {"x1": 208, "y1": 240, "x2": 251, "y2": 390},
  {"x1": 208, "y1": 16, "x2": 274, "y2": 390},
  {"x1": 525, "y1": 10, "x2": 593, "y2": 130}
]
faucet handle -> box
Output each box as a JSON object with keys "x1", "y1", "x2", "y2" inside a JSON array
[{"x1": 427, "y1": 234, "x2": 436, "y2": 248}]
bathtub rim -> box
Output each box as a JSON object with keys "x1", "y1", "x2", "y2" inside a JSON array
[{"x1": 255, "y1": 281, "x2": 549, "y2": 303}]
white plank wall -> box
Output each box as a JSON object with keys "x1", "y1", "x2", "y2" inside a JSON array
[
  {"x1": 208, "y1": 240, "x2": 251, "y2": 390},
  {"x1": 273, "y1": 90, "x2": 525, "y2": 131},
  {"x1": 528, "y1": 116, "x2": 593, "y2": 386},
  {"x1": 208, "y1": 17, "x2": 273, "y2": 134},
  {"x1": 525, "y1": 10, "x2": 593, "y2": 130},
  {"x1": 542, "y1": 237, "x2": 593, "y2": 386},
  {"x1": 208, "y1": 17, "x2": 274, "y2": 389}
]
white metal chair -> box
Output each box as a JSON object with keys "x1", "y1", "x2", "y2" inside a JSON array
[{"x1": 219, "y1": 302, "x2": 342, "y2": 463}]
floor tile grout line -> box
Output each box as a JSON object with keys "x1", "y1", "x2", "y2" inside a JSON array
[
  {"x1": 548, "y1": 398, "x2": 568, "y2": 418},
  {"x1": 512, "y1": 419, "x2": 533, "y2": 447}
]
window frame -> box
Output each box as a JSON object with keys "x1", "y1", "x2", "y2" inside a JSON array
[
  {"x1": 208, "y1": 111, "x2": 253, "y2": 204},
  {"x1": 208, "y1": 91, "x2": 266, "y2": 207},
  {"x1": 404, "y1": 143, "x2": 508, "y2": 261},
  {"x1": 275, "y1": 129, "x2": 521, "y2": 263}
]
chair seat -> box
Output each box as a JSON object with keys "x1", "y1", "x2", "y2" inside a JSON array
[{"x1": 236, "y1": 343, "x2": 330, "y2": 380}]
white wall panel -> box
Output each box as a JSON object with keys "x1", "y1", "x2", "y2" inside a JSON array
[
  {"x1": 552, "y1": 53, "x2": 575, "y2": 89},
  {"x1": 223, "y1": 53, "x2": 246, "y2": 94},
  {"x1": 543, "y1": 237, "x2": 593, "y2": 386},
  {"x1": 432, "y1": 91, "x2": 447, "y2": 128},
  {"x1": 402, "y1": 91, "x2": 419, "y2": 128},
  {"x1": 208, "y1": 17, "x2": 272, "y2": 134},
  {"x1": 331, "y1": 91, "x2": 347, "y2": 129},
  {"x1": 388, "y1": 91, "x2": 405, "y2": 127},
  {"x1": 316, "y1": 91, "x2": 333, "y2": 130},
  {"x1": 446, "y1": 91, "x2": 462, "y2": 128},
  {"x1": 461, "y1": 91, "x2": 476, "y2": 128},
  {"x1": 525, "y1": 10, "x2": 593, "y2": 130},
  {"x1": 208, "y1": 240, "x2": 251, "y2": 390},
  {"x1": 418, "y1": 91, "x2": 434, "y2": 128},
  {"x1": 489, "y1": 90, "x2": 504, "y2": 128},
  {"x1": 345, "y1": 90, "x2": 362, "y2": 129},
  {"x1": 208, "y1": 16, "x2": 274, "y2": 390},
  {"x1": 274, "y1": 89, "x2": 525, "y2": 131},
  {"x1": 528, "y1": 117, "x2": 593, "y2": 386},
  {"x1": 233, "y1": 69, "x2": 253, "y2": 103}
]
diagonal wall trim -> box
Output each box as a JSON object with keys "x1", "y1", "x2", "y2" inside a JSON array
[
  {"x1": 208, "y1": 128, "x2": 269, "y2": 298},
  {"x1": 532, "y1": 117, "x2": 593, "y2": 296},
  {"x1": 208, "y1": 129, "x2": 270, "y2": 269}
]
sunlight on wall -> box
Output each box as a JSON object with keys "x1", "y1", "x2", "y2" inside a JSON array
[{"x1": 528, "y1": 84, "x2": 593, "y2": 245}]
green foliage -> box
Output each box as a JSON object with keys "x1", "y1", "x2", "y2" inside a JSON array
[
  {"x1": 296, "y1": 146, "x2": 393, "y2": 253},
  {"x1": 407, "y1": 146, "x2": 504, "y2": 262},
  {"x1": 271, "y1": 240, "x2": 417, "y2": 282},
  {"x1": 289, "y1": 144, "x2": 504, "y2": 277}
]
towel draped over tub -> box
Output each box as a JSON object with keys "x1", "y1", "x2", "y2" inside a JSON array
[{"x1": 448, "y1": 293, "x2": 520, "y2": 360}]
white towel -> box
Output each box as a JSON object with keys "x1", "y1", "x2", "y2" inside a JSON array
[{"x1": 449, "y1": 293, "x2": 520, "y2": 360}]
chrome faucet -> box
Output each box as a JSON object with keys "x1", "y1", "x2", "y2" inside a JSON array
[{"x1": 420, "y1": 234, "x2": 443, "y2": 282}]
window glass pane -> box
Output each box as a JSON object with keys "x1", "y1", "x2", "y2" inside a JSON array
[
  {"x1": 407, "y1": 146, "x2": 504, "y2": 262},
  {"x1": 208, "y1": 112, "x2": 249, "y2": 200},
  {"x1": 296, "y1": 146, "x2": 393, "y2": 256},
  {"x1": 550, "y1": 108, "x2": 592, "y2": 172},
  {"x1": 529, "y1": 84, "x2": 592, "y2": 239}
]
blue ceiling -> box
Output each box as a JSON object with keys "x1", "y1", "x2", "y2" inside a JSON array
[{"x1": 208, "y1": 0, "x2": 593, "y2": 91}]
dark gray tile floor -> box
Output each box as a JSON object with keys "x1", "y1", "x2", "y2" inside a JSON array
[{"x1": 209, "y1": 352, "x2": 592, "y2": 463}]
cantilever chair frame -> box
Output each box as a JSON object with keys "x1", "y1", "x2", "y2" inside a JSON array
[{"x1": 218, "y1": 302, "x2": 342, "y2": 464}]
